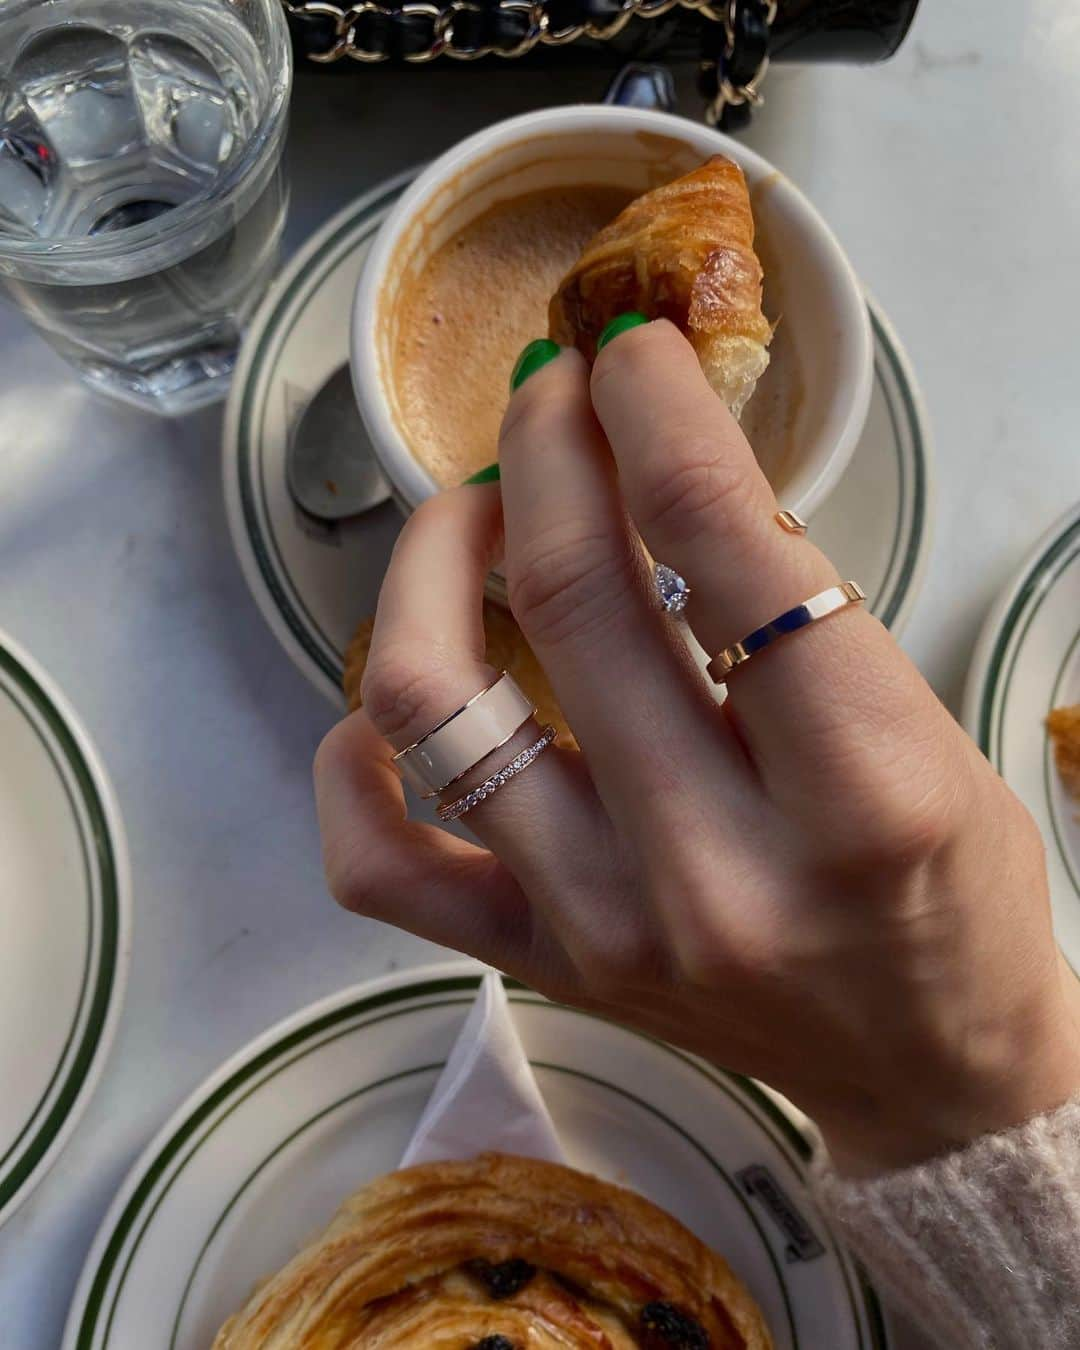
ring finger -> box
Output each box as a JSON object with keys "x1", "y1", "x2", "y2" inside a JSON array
[{"x1": 497, "y1": 346, "x2": 754, "y2": 834}]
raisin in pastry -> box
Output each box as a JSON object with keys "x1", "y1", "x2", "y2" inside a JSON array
[{"x1": 211, "y1": 1153, "x2": 771, "y2": 1348}]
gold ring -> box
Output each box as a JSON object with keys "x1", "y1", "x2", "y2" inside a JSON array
[
  {"x1": 775, "y1": 509, "x2": 808, "y2": 534},
  {"x1": 707, "y1": 582, "x2": 866, "y2": 684}
]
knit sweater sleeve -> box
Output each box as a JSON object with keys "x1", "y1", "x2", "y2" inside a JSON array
[{"x1": 810, "y1": 1098, "x2": 1080, "y2": 1349}]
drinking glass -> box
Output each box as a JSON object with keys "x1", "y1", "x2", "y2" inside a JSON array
[{"x1": 0, "y1": 0, "x2": 291, "y2": 415}]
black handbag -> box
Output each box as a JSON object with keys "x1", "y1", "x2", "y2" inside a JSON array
[{"x1": 279, "y1": 0, "x2": 919, "y2": 128}]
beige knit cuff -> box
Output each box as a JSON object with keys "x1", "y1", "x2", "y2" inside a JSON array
[{"x1": 811, "y1": 1097, "x2": 1080, "y2": 1349}]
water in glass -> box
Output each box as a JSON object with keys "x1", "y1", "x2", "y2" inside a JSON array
[{"x1": 0, "y1": 0, "x2": 288, "y2": 413}]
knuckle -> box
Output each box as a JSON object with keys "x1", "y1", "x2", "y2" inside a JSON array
[
  {"x1": 670, "y1": 921, "x2": 737, "y2": 989},
  {"x1": 639, "y1": 440, "x2": 753, "y2": 545},
  {"x1": 843, "y1": 768, "x2": 964, "y2": 867},
  {"x1": 360, "y1": 647, "x2": 452, "y2": 746},
  {"x1": 644, "y1": 862, "x2": 736, "y2": 987},
  {"x1": 977, "y1": 772, "x2": 1044, "y2": 858},
  {"x1": 797, "y1": 703, "x2": 973, "y2": 870},
  {"x1": 668, "y1": 904, "x2": 775, "y2": 991},
  {"x1": 570, "y1": 914, "x2": 662, "y2": 999},
  {"x1": 313, "y1": 720, "x2": 349, "y2": 785},
  {"x1": 508, "y1": 522, "x2": 632, "y2": 648},
  {"x1": 323, "y1": 839, "x2": 381, "y2": 916}
]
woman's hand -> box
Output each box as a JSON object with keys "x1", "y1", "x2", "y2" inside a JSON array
[{"x1": 314, "y1": 320, "x2": 1080, "y2": 1177}]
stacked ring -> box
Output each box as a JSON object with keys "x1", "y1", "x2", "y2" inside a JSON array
[{"x1": 392, "y1": 672, "x2": 535, "y2": 798}]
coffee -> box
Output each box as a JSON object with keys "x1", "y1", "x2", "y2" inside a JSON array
[
  {"x1": 390, "y1": 184, "x2": 633, "y2": 487},
  {"x1": 388, "y1": 180, "x2": 803, "y2": 496}
]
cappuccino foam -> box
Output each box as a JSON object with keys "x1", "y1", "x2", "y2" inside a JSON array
[{"x1": 391, "y1": 185, "x2": 632, "y2": 487}]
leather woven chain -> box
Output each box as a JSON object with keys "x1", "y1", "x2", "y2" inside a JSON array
[{"x1": 281, "y1": 0, "x2": 775, "y2": 124}]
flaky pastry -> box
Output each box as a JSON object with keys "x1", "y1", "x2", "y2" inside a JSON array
[
  {"x1": 212, "y1": 1153, "x2": 772, "y2": 1349},
  {"x1": 549, "y1": 156, "x2": 771, "y2": 417},
  {"x1": 1048, "y1": 704, "x2": 1080, "y2": 803}
]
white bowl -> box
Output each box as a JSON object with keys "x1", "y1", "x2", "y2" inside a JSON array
[{"x1": 352, "y1": 105, "x2": 872, "y2": 523}]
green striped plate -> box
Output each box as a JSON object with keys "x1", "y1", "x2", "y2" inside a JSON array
[
  {"x1": 964, "y1": 503, "x2": 1080, "y2": 967},
  {"x1": 63, "y1": 966, "x2": 888, "y2": 1349},
  {"x1": 224, "y1": 180, "x2": 933, "y2": 708},
  {"x1": 0, "y1": 630, "x2": 130, "y2": 1227}
]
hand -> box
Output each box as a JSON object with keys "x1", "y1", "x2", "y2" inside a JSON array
[{"x1": 314, "y1": 320, "x2": 1080, "y2": 1176}]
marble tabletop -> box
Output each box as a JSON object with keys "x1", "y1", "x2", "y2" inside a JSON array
[{"x1": 1, "y1": 2, "x2": 1076, "y2": 1345}]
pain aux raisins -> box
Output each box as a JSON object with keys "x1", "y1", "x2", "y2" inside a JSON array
[
  {"x1": 467, "y1": 1258, "x2": 537, "y2": 1300},
  {"x1": 639, "y1": 1301, "x2": 710, "y2": 1349}
]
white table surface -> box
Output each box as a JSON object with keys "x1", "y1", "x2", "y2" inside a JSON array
[{"x1": 0, "y1": 2, "x2": 1074, "y2": 1345}]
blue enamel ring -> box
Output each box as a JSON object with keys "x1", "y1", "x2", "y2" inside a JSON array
[{"x1": 707, "y1": 581, "x2": 866, "y2": 684}]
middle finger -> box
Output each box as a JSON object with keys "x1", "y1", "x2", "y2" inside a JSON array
[{"x1": 498, "y1": 345, "x2": 754, "y2": 828}]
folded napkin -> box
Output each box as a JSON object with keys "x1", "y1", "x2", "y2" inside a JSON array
[{"x1": 400, "y1": 971, "x2": 566, "y2": 1167}]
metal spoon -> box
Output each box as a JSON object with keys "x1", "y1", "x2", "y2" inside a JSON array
[{"x1": 286, "y1": 365, "x2": 391, "y2": 520}]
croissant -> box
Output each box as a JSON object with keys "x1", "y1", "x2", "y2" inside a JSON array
[
  {"x1": 212, "y1": 1153, "x2": 773, "y2": 1349},
  {"x1": 549, "y1": 157, "x2": 771, "y2": 417},
  {"x1": 1048, "y1": 705, "x2": 1080, "y2": 801}
]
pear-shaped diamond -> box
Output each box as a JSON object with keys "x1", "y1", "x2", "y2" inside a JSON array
[{"x1": 654, "y1": 563, "x2": 691, "y2": 615}]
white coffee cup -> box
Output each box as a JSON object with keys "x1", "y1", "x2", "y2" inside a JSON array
[{"x1": 352, "y1": 105, "x2": 872, "y2": 524}]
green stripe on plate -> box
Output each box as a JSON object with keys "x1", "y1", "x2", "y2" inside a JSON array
[
  {"x1": 973, "y1": 514, "x2": 1080, "y2": 934},
  {"x1": 0, "y1": 643, "x2": 120, "y2": 1216},
  {"x1": 1044, "y1": 598, "x2": 1080, "y2": 902},
  {"x1": 869, "y1": 305, "x2": 927, "y2": 631},
  {"x1": 976, "y1": 516, "x2": 1080, "y2": 762}
]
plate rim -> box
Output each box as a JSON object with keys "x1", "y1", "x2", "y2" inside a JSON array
[
  {"x1": 62, "y1": 961, "x2": 888, "y2": 1350},
  {"x1": 862, "y1": 293, "x2": 935, "y2": 639},
  {"x1": 222, "y1": 172, "x2": 415, "y2": 707},
  {"x1": 961, "y1": 501, "x2": 1080, "y2": 928},
  {"x1": 223, "y1": 186, "x2": 934, "y2": 704},
  {"x1": 961, "y1": 499, "x2": 1080, "y2": 749},
  {"x1": 0, "y1": 628, "x2": 132, "y2": 1229}
]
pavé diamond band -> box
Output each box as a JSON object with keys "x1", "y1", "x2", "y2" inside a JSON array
[{"x1": 437, "y1": 725, "x2": 557, "y2": 823}]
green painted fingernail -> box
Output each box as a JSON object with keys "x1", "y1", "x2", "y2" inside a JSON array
[
  {"x1": 510, "y1": 338, "x2": 561, "y2": 392},
  {"x1": 596, "y1": 311, "x2": 649, "y2": 353},
  {"x1": 464, "y1": 462, "x2": 500, "y2": 485}
]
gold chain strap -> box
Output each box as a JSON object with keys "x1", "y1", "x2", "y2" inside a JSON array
[
  {"x1": 706, "y1": 0, "x2": 775, "y2": 119},
  {"x1": 282, "y1": 0, "x2": 741, "y2": 63}
]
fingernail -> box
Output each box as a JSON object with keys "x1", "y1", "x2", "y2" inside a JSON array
[
  {"x1": 510, "y1": 338, "x2": 561, "y2": 393},
  {"x1": 596, "y1": 311, "x2": 649, "y2": 353},
  {"x1": 464, "y1": 462, "x2": 500, "y2": 485}
]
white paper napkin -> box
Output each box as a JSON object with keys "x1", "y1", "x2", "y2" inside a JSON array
[{"x1": 400, "y1": 971, "x2": 566, "y2": 1167}]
